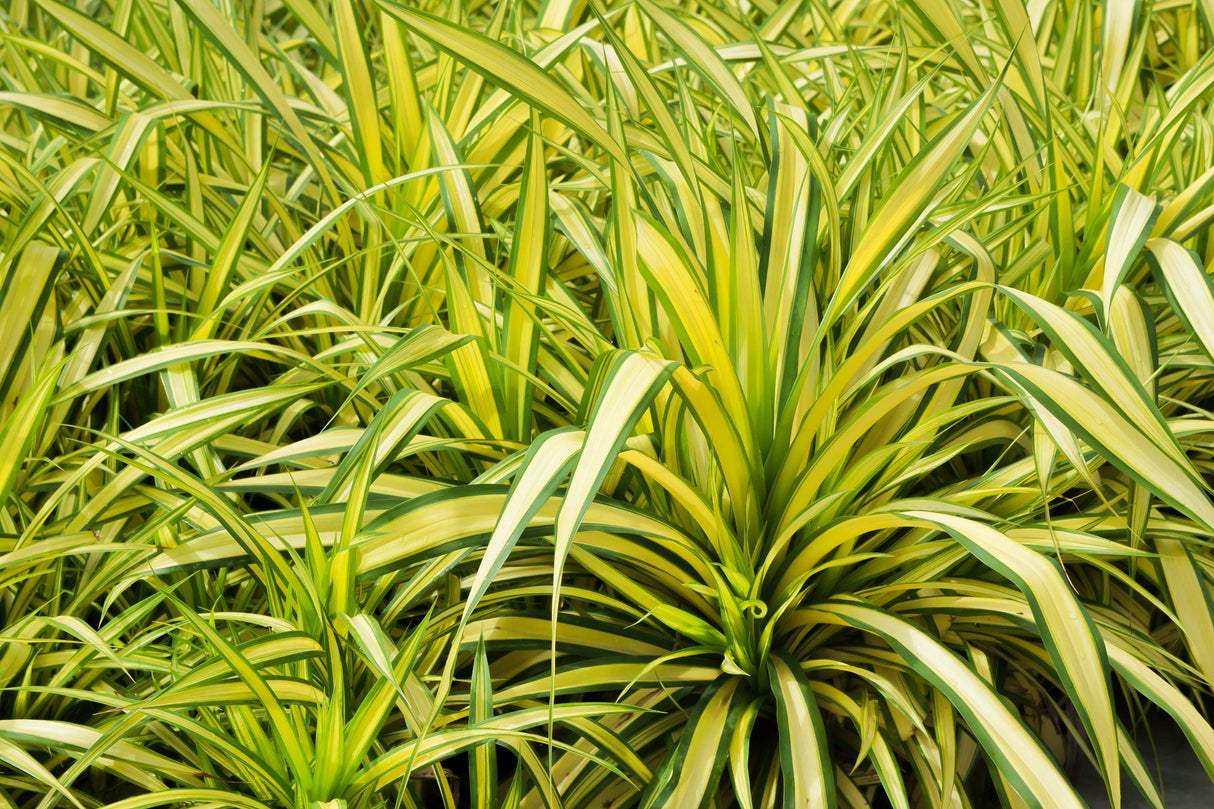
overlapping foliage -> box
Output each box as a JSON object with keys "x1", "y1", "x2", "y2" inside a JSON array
[{"x1": 3, "y1": 0, "x2": 1214, "y2": 806}]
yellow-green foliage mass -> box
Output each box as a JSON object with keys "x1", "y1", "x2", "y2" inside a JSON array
[{"x1": 2, "y1": 0, "x2": 1214, "y2": 807}]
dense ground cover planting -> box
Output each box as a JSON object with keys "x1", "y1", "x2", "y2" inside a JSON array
[{"x1": 3, "y1": 0, "x2": 1214, "y2": 806}]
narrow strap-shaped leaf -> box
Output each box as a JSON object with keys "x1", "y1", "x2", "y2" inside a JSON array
[
  {"x1": 1147, "y1": 237, "x2": 1214, "y2": 364},
  {"x1": 640, "y1": 1, "x2": 759, "y2": 137},
  {"x1": 810, "y1": 599, "x2": 1087, "y2": 809},
  {"x1": 343, "y1": 611, "x2": 434, "y2": 776},
  {"x1": 427, "y1": 108, "x2": 493, "y2": 306},
  {"x1": 0, "y1": 242, "x2": 62, "y2": 410},
  {"x1": 1101, "y1": 185, "x2": 1158, "y2": 316},
  {"x1": 901, "y1": 510, "x2": 1118, "y2": 804},
  {"x1": 0, "y1": 90, "x2": 111, "y2": 131},
  {"x1": 821, "y1": 73, "x2": 1000, "y2": 329},
  {"x1": 317, "y1": 388, "x2": 449, "y2": 545},
  {"x1": 80, "y1": 112, "x2": 154, "y2": 236},
  {"x1": 768, "y1": 652, "x2": 836, "y2": 809},
  {"x1": 1107, "y1": 640, "x2": 1214, "y2": 783},
  {"x1": 502, "y1": 117, "x2": 550, "y2": 443},
  {"x1": 1107, "y1": 285, "x2": 1157, "y2": 395},
  {"x1": 635, "y1": 213, "x2": 755, "y2": 463},
  {"x1": 31, "y1": 0, "x2": 243, "y2": 157},
  {"x1": 374, "y1": 0, "x2": 627, "y2": 166},
  {"x1": 728, "y1": 696, "x2": 763, "y2": 809},
  {"x1": 334, "y1": 0, "x2": 385, "y2": 185},
  {"x1": 353, "y1": 704, "x2": 638, "y2": 792},
  {"x1": 997, "y1": 362, "x2": 1214, "y2": 533},
  {"x1": 0, "y1": 353, "x2": 61, "y2": 514},
  {"x1": 470, "y1": 636, "x2": 497, "y2": 809},
  {"x1": 639, "y1": 677, "x2": 744, "y2": 809},
  {"x1": 461, "y1": 427, "x2": 582, "y2": 629},
  {"x1": 54, "y1": 340, "x2": 319, "y2": 403},
  {"x1": 344, "y1": 325, "x2": 474, "y2": 403},
  {"x1": 590, "y1": 13, "x2": 698, "y2": 187},
  {"x1": 86, "y1": 789, "x2": 275, "y2": 809},
  {"x1": 554, "y1": 352, "x2": 676, "y2": 564},
  {"x1": 164, "y1": 593, "x2": 313, "y2": 792},
  {"x1": 192, "y1": 160, "x2": 271, "y2": 338},
  {"x1": 34, "y1": 0, "x2": 189, "y2": 100},
  {"x1": 0, "y1": 737, "x2": 85, "y2": 809},
  {"x1": 1155, "y1": 537, "x2": 1214, "y2": 685},
  {"x1": 0, "y1": 719, "x2": 195, "y2": 779},
  {"x1": 1115, "y1": 721, "x2": 1165, "y2": 809},
  {"x1": 760, "y1": 105, "x2": 821, "y2": 416},
  {"x1": 175, "y1": 0, "x2": 336, "y2": 197},
  {"x1": 769, "y1": 282, "x2": 986, "y2": 510}
]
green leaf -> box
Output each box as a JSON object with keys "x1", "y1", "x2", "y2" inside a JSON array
[
  {"x1": 901, "y1": 510, "x2": 1118, "y2": 802},
  {"x1": 811, "y1": 599, "x2": 1087, "y2": 809},
  {"x1": 374, "y1": 0, "x2": 627, "y2": 165},
  {"x1": 639, "y1": 677, "x2": 743, "y2": 809},
  {"x1": 768, "y1": 652, "x2": 836, "y2": 809}
]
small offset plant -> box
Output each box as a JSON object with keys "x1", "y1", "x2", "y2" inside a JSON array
[{"x1": 3, "y1": 0, "x2": 1214, "y2": 807}]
